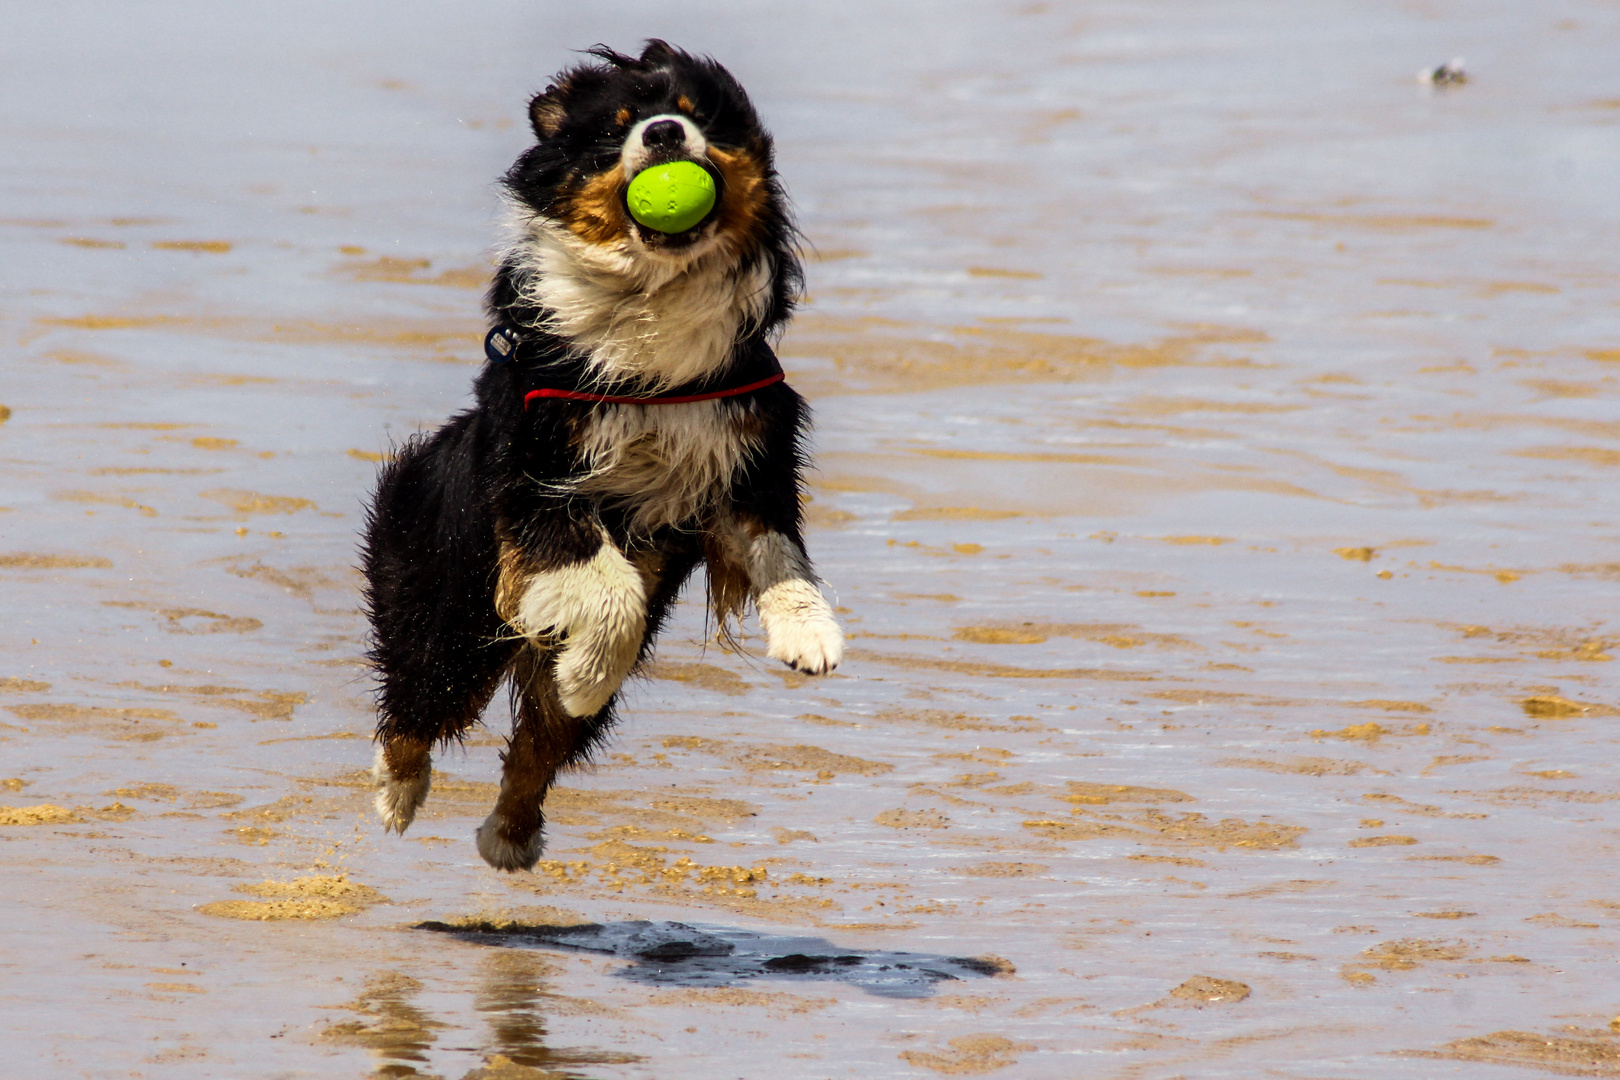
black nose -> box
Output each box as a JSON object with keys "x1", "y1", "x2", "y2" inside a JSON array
[{"x1": 642, "y1": 119, "x2": 685, "y2": 148}]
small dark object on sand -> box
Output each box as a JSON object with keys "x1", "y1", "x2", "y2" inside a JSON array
[{"x1": 1419, "y1": 58, "x2": 1468, "y2": 86}]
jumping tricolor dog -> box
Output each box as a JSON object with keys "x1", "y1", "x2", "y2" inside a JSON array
[{"x1": 361, "y1": 41, "x2": 842, "y2": 871}]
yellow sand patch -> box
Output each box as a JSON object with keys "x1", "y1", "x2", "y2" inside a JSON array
[
  {"x1": 849, "y1": 648, "x2": 1149, "y2": 682},
  {"x1": 1521, "y1": 694, "x2": 1611, "y2": 718},
  {"x1": 1352, "y1": 700, "x2": 1431, "y2": 713},
  {"x1": 892, "y1": 507, "x2": 1020, "y2": 522},
  {"x1": 6, "y1": 703, "x2": 187, "y2": 740},
  {"x1": 646, "y1": 795, "x2": 757, "y2": 821},
  {"x1": 1256, "y1": 211, "x2": 1492, "y2": 230},
  {"x1": 1025, "y1": 809, "x2": 1303, "y2": 850},
  {"x1": 526, "y1": 841, "x2": 774, "y2": 901},
  {"x1": 1311, "y1": 722, "x2": 1388, "y2": 742},
  {"x1": 954, "y1": 627, "x2": 1047, "y2": 645},
  {"x1": 201, "y1": 897, "x2": 364, "y2": 921},
  {"x1": 908, "y1": 448, "x2": 1131, "y2": 466},
  {"x1": 0, "y1": 804, "x2": 82, "y2": 825},
  {"x1": 102, "y1": 602, "x2": 263, "y2": 635},
  {"x1": 1217, "y1": 756, "x2": 1368, "y2": 776},
  {"x1": 1356, "y1": 939, "x2": 1467, "y2": 971},
  {"x1": 54, "y1": 489, "x2": 158, "y2": 516},
  {"x1": 152, "y1": 240, "x2": 232, "y2": 253},
  {"x1": 661, "y1": 736, "x2": 892, "y2": 776},
  {"x1": 874, "y1": 808, "x2": 951, "y2": 829},
  {"x1": 117, "y1": 682, "x2": 307, "y2": 721},
  {"x1": 199, "y1": 874, "x2": 386, "y2": 920},
  {"x1": 106, "y1": 783, "x2": 179, "y2": 802},
  {"x1": 958, "y1": 862, "x2": 1047, "y2": 877},
  {"x1": 1411, "y1": 1031, "x2": 1620, "y2": 1073},
  {"x1": 1061, "y1": 781, "x2": 1193, "y2": 806},
  {"x1": 335, "y1": 255, "x2": 486, "y2": 289},
  {"x1": 966, "y1": 266, "x2": 1041, "y2": 279},
  {"x1": 433, "y1": 905, "x2": 590, "y2": 931},
  {"x1": 201, "y1": 489, "x2": 315, "y2": 515},
  {"x1": 1516, "y1": 445, "x2": 1620, "y2": 467},
  {"x1": 0, "y1": 552, "x2": 113, "y2": 569},
  {"x1": 899, "y1": 1033, "x2": 1029, "y2": 1075},
  {"x1": 644, "y1": 662, "x2": 751, "y2": 696},
  {"x1": 782, "y1": 315, "x2": 1254, "y2": 396},
  {"x1": 1408, "y1": 854, "x2": 1500, "y2": 866},
  {"x1": 0, "y1": 801, "x2": 132, "y2": 825},
  {"x1": 1168, "y1": 976, "x2": 1251, "y2": 1005}
]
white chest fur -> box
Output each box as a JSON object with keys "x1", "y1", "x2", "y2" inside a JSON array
[
  {"x1": 505, "y1": 211, "x2": 774, "y2": 392},
  {"x1": 572, "y1": 399, "x2": 759, "y2": 531}
]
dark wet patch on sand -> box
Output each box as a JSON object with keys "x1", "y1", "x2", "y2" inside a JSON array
[{"x1": 417, "y1": 919, "x2": 1010, "y2": 999}]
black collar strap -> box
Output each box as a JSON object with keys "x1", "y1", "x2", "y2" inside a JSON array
[{"x1": 485, "y1": 324, "x2": 784, "y2": 408}]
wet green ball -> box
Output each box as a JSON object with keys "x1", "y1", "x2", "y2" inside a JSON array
[{"x1": 626, "y1": 161, "x2": 717, "y2": 234}]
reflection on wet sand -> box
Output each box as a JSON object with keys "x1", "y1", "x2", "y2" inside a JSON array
[
  {"x1": 471, "y1": 952, "x2": 640, "y2": 1077},
  {"x1": 324, "y1": 963, "x2": 639, "y2": 1080},
  {"x1": 321, "y1": 972, "x2": 443, "y2": 1079}
]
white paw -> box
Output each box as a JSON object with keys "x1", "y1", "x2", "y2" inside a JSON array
[
  {"x1": 758, "y1": 579, "x2": 844, "y2": 675},
  {"x1": 372, "y1": 744, "x2": 431, "y2": 834},
  {"x1": 476, "y1": 812, "x2": 544, "y2": 872},
  {"x1": 511, "y1": 539, "x2": 647, "y2": 718}
]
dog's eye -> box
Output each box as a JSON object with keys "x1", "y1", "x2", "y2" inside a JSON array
[{"x1": 614, "y1": 107, "x2": 633, "y2": 128}]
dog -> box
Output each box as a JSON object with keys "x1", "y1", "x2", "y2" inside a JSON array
[{"x1": 361, "y1": 41, "x2": 843, "y2": 872}]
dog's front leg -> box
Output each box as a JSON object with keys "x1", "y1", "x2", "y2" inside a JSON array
[
  {"x1": 744, "y1": 530, "x2": 844, "y2": 675},
  {"x1": 506, "y1": 526, "x2": 648, "y2": 717}
]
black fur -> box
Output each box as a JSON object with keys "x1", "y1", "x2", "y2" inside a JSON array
[{"x1": 360, "y1": 41, "x2": 827, "y2": 871}]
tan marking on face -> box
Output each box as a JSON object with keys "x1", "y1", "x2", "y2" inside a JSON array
[
  {"x1": 676, "y1": 95, "x2": 695, "y2": 113},
  {"x1": 554, "y1": 163, "x2": 629, "y2": 245},
  {"x1": 615, "y1": 106, "x2": 632, "y2": 127},
  {"x1": 707, "y1": 144, "x2": 770, "y2": 253}
]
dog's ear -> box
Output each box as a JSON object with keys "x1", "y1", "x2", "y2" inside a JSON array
[
  {"x1": 529, "y1": 83, "x2": 568, "y2": 140},
  {"x1": 639, "y1": 39, "x2": 679, "y2": 66}
]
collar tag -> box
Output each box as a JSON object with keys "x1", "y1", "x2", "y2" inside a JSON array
[{"x1": 484, "y1": 325, "x2": 521, "y2": 363}]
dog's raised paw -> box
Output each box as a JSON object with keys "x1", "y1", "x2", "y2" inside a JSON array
[{"x1": 759, "y1": 579, "x2": 844, "y2": 675}]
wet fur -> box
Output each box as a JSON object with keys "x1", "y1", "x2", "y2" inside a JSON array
[{"x1": 362, "y1": 41, "x2": 841, "y2": 871}]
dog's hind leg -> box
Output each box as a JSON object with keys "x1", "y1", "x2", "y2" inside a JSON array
[
  {"x1": 363, "y1": 425, "x2": 516, "y2": 834},
  {"x1": 477, "y1": 530, "x2": 654, "y2": 870},
  {"x1": 476, "y1": 646, "x2": 609, "y2": 871},
  {"x1": 371, "y1": 645, "x2": 512, "y2": 834}
]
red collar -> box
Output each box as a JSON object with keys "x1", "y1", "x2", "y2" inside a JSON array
[
  {"x1": 524, "y1": 370, "x2": 783, "y2": 407},
  {"x1": 486, "y1": 324, "x2": 787, "y2": 409}
]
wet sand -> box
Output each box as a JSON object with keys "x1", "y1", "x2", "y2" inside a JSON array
[{"x1": 3, "y1": 1, "x2": 1620, "y2": 1077}]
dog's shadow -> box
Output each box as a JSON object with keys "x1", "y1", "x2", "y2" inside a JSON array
[{"x1": 417, "y1": 918, "x2": 1008, "y2": 999}]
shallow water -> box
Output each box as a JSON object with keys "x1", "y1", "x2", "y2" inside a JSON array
[{"x1": 3, "y1": 1, "x2": 1620, "y2": 1077}]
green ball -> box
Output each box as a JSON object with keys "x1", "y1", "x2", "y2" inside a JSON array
[{"x1": 626, "y1": 161, "x2": 717, "y2": 234}]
